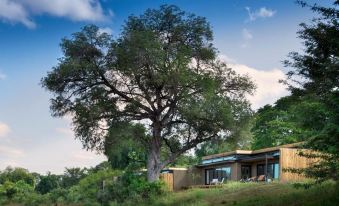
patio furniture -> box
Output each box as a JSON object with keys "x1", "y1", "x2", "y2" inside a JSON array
[
  {"x1": 257, "y1": 175, "x2": 266, "y2": 182},
  {"x1": 210, "y1": 178, "x2": 219, "y2": 185},
  {"x1": 248, "y1": 176, "x2": 257, "y2": 182},
  {"x1": 218, "y1": 178, "x2": 225, "y2": 185}
]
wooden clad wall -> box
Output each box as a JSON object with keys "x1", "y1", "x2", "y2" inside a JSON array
[
  {"x1": 279, "y1": 148, "x2": 315, "y2": 182},
  {"x1": 160, "y1": 173, "x2": 173, "y2": 191},
  {"x1": 173, "y1": 170, "x2": 189, "y2": 190}
]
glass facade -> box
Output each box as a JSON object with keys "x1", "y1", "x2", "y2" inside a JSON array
[
  {"x1": 205, "y1": 167, "x2": 231, "y2": 184},
  {"x1": 257, "y1": 163, "x2": 280, "y2": 179}
]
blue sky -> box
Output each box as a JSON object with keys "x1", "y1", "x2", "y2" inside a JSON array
[{"x1": 0, "y1": 0, "x2": 331, "y2": 174}]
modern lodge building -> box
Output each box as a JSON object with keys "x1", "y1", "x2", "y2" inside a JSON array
[{"x1": 160, "y1": 142, "x2": 316, "y2": 190}]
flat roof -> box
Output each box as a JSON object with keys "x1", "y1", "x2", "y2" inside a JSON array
[{"x1": 202, "y1": 142, "x2": 303, "y2": 160}]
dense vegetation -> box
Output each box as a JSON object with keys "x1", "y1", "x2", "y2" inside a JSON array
[{"x1": 0, "y1": 164, "x2": 165, "y2": 206}]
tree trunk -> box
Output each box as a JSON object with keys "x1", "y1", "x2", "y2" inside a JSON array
[
  {"x1": 147, "y1": 148, "x2": 163, "y2": 182},
  {"x1": 147, "y1": 122, "x2": 164, "y2": 182}
]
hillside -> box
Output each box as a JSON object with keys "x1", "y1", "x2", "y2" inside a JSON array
[{"x1": 144, "y1": 182, "x2": 338, "y2": 206}]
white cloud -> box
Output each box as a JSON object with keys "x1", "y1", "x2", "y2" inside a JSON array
[
  {"x1": 98, "y1": 27, "x2": 113, "y2": 35},
  {"x1": 0, "y1": 0, "x2": 110, "y2": 28},
  {"x1": 0, "y1": 145, "x2": 24, "y2": 158},
  {"x1": 242, "y1": 28, "x2": 253, "y2": 40},
  {"x1": 258, "y1": 7, "x2": 276, "y2": 18},
  {"x1": 241, "y1": 28, "x2": 253, "y2": 48},
  {"x1": 0, "y1": 0, "x2": 35, "y2": 28},
  {"x1": 219, "y1": 55, "x2": 289, "y2": 109},
  {"x1": 245, "y1": 7, "x2": 276, "y2": 22},
  {"x1": 0, "y1": 72, "x2": 6, "y2": 80},
  {"x1": 0, "y1": 122, "x2": 10, "y2": 138}
]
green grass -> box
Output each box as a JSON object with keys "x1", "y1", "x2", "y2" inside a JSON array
[{"x1": 143, "y1": 181, "x2": 339, "y2": 206}]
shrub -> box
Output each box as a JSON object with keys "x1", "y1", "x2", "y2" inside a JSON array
[
  {"x1": 0, "y1": 181, "x2": 17, "y2": 199},
  {"x1": 105, "y1": 169, "x2": 165, "y2": 204},
  {"x1": 66, "y1": 169, "x2": 120, "y2": 205}
]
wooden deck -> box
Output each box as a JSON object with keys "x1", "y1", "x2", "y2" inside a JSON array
[{"x1": 186, "y1": 184, "x2": 223, "y2": 189}]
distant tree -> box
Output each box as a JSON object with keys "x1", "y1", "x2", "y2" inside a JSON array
[
  {"x1": 250, "y1": 94, "x2": 331, "y2": 150},
  {"x1": 41, "y1": 5, "x2": 254, "y2": 181},
  {"x1": 195, "y1": 113, "x2": 253, "y2": 159},
  {"x1": 281, "y1": 0, "x2": 339, "y2": 183},
  {"x1": 86, "y1": 161, "x2": 113, "y2": 174},
  {"x1": 0, "y1": 167, "x2": 35, "y2": 186},
  {"x1": 35, "y1": 173, "x2": 61, "y2": 194},
  {"x1": 61, "y1": 167, "x2": 87, "y2": 188}
]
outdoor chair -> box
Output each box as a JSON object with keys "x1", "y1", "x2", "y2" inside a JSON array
[
  {"x1": 210, "y1": 178, "x2": 219, "y2": 185},
  {"x1": 218, "y1": 178, "x2": 225, "y2": 185},
  {"x1": 247, "y1": 176, "x2": 257, "y2": 182},
  {"x1": 257, "y1": 175, "x2": 266, "y2": 182}
]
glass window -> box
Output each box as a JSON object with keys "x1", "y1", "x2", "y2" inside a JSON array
[
  {"x1": 274, "y1": 163, "x2": 279, "y2": 179},
  {"x1": 241, "y1": 165, "x2": 251, "y2": 179},
  {"x1": 257, "y1": 163, "x2": 279, "y2": 179},
  {"x1": 205, "y1": 167, "x2": 231, "y2": 184},
  {"x1": 257, "y1": 164, "x2": 265, "y2": 176}
]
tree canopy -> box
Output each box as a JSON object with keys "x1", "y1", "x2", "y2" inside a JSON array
[{"x1": 41, "y1": 5, "x2": 254, "y2": 181}]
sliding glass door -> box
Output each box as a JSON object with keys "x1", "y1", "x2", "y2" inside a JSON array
[
  {"x1": 241, "y1": 165, "x2": 251, "y2": 179},
  {"x1": 257, "y1": 163, "x2": 279, "y2": 179},
  {"x1": 205, "y1": 167, "x2": 231, "y2": 184}
]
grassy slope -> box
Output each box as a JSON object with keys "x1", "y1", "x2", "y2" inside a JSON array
[{"x1": 145, "y1": 182, "x2": 339, "y2": 206}]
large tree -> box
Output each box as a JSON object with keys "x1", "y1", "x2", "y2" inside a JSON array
[{"x1": 42, "y1": 5, "x2": 254, "y2": 181}]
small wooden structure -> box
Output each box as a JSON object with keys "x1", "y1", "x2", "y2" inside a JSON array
[
  {"x1": 160, "y1": 173, "x2": 174, "y2": 191},
  {"x1": 160, "y1": 167, "x2": 192, "y2": 191}
]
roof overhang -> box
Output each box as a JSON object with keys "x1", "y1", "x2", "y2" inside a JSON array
[{"x1": 201, "y1": 142, "x2": 303, "y2": 161}]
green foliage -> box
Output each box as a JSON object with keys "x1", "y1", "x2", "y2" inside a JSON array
[
  {"x1": 251, "y1": 101, "x2": 304, "y2": 150},
  {"x1": 0, "y1": 164, "x2": 163, "y2": 205},
  {"x1": 35, "y1": 172, "x2": 61, "y2": 194},
  {"x1": 104, "y1": 122, "x2": 147, "y2": 169},
  {"x1": 66, "y1": 169, "x2": 120, "y2": 205},
  {"x1": 0, "y1": 167, "x2": 35, "y2": 186},
  {"x1": 195, "y1": 114, "x2": 254, "y2": 159},
  {"x1": 61, "y1": 167, "x2": 87, "y2": 188},
  {"x1": 169, "y1": 154, "x2": 198, "y2": 167},
  {"x1": 0, "y1": 181, "x2": 17, "y2": 199},
  {"x1": 103, "y1": 169, "x2": 165, "y2": 204}
]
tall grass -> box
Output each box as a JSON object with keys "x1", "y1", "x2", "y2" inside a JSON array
[{"x1": 143, "y1": 181, "x2": 338, "y2": 206}]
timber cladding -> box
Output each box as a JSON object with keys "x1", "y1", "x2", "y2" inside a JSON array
[
  {"x1": 160, "y1": 169, "x2": 194, "y2": 191},
  {"x1": 279, "y1": 148, "x2": 316, "y2": 182},
  {"x1": 160, "y1": 173, "x2": 174, "y2": 191}
]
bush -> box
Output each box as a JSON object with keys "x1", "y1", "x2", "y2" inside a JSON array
[
  {"x1": 65, "y1": 169, "x2": 120, "y2": 206},
  {"x1": 0, "y1": 180, "x2": 46, "y2": 206},
  {"x1": 0, "y1": 166, "x2": 165, "y2": 206},
  {"x1": 0, "y1": 181, "x2": 17, "y2": 199},
  {"x1": 104, "y1": 169, "x2": 165, "y2": 205},
  {"x1": 65, "y1": 167, "x2": 164, "y2": 205}
]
